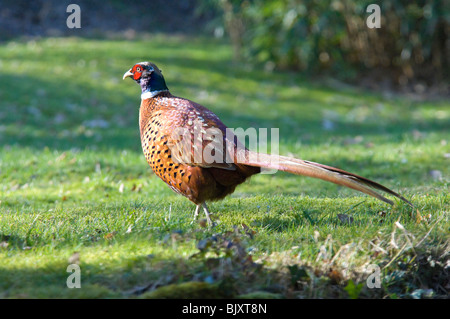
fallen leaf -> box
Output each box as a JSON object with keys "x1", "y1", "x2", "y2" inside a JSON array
[
  {"x1": 68, "y1": 251, "x2": 80, "y2": 264},
  {"x1": 56, "y1": 152, "x2": 67, "y2": 162},
  {"x1": 104, "y1": 232, "x2": 117, "y2": 240},
  {"x1": 337, "y1": 214, "x2": 354, "y2": 224},
  {"x1": 313, "y1": 230, "x2": 320, "y2": 242},
  {"x1": 131, "y1": 184, "x2": 143, "y2": 192},
  {"x1": 328, "y1": 268, "x2": 343, "y2": 284}
]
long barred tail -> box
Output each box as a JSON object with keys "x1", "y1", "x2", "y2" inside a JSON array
[{"x1": 239, "y1": 150, "x2": 413, "y2": 207}]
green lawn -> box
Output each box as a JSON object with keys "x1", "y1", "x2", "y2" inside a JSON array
[{"x1": 0, "y1": 35, "x2": 448, "y2": 298}]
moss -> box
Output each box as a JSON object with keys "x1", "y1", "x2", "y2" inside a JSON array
[
  {"x1": 236, "y1": 291, "x2": 283, "y2": 299},
  {"x1": 141, "y1": 281, "x2": 228, "y2": 299}
]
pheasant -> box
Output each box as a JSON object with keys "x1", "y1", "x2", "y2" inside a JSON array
[{"x1": 123, "y1": 62, "x2": 412, "y2": 225}]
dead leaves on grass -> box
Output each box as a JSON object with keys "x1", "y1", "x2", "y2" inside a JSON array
[{"x1": 192, "y1": 225, "x2": 259, "y2": 275}]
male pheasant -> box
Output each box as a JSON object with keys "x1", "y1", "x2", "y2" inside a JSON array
[{"x1": 123, "y1": 62, "x2": 412, "y2": 224}]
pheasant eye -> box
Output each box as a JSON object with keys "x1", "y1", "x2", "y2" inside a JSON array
[{"x1": 136, "y1": 67, "x2": 142, "y2": 72}]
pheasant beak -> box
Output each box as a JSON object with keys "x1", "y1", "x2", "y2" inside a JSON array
[{"x1": 123, "y1": 69, "x2": 134, "y2": 80}]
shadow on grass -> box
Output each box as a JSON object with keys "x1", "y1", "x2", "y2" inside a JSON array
[{"x1": 0, "y1": 226, "x2": 447, "y2": 299}]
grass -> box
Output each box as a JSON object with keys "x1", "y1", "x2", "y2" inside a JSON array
[{"x1": 0, "y1": 34, "x2": 448, "y2": 299}]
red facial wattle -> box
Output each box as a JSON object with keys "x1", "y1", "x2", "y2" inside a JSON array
[{"x1": 132, "y1": 65, "x2": 143, "y2": 80}]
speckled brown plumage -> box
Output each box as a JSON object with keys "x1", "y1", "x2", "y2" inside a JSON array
[
  {"x1": 138, "y1": 92, "x2": 260, "y2": 206},
  {"x1": 124, "y1": 61, "x2": 412, "y2": 225}
]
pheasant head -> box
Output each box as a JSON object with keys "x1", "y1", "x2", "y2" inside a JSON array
[{"x1": 123, "y1": 62, "x2": 169, "y2": 98}]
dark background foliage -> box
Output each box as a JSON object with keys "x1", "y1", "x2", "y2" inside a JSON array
[
  {"x1": 1, "y1": 0, "x2": 448, "y2": 91},
  {"x1": 208, "y1": 0, "x2": 449, "y2": 90}
]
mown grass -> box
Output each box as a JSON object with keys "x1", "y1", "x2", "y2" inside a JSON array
[{"x1": 0, "y1": 35, "x2": 448, "y2": 298}]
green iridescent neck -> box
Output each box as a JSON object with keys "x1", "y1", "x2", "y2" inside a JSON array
[{"x1": 140, "y1": 71, "x2": 169, "y2": 99}]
